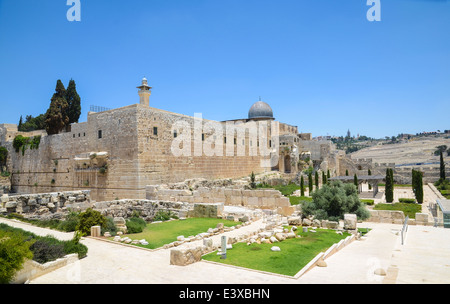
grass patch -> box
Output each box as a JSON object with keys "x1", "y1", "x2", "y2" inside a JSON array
[
  {"x1": 360, "y1": 199, "x2": 374, "y2": 205},
  {"x1": 256, "y1": 183, "x2": 301, "y2": 196},
  {"x1": 202, "y1": 229, "x2": 349, "y2": 276},
  {"x1": 288, "y1": 195, "x2": 313, "y2": 205},
  {"x1": 378, "y1": 183, "x2": 412, "y2": 187},
  {"x1": 374, "y1": 203, "x2": 422, "y2": 219},
  {"x1": 119, "y1": 218, "x2": 240, "y2": 249}
]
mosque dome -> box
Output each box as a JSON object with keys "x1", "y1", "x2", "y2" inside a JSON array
[{"x1": 248, "y1": 100, "x2": 274, "y2": 120}]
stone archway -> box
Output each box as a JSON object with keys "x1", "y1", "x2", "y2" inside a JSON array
[{"x1": 284, "y1": 155, "x2": 291, "y2": 173}]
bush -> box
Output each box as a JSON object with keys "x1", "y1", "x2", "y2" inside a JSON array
[
  {"x1": 302, "y1": 180, "x2": 370, "y2": 221},
  {"x1": 153, "y1": 210, "x2": 178, "y2": 222},
  {"x1": 57, "y1": 211, "x2": 80, "y2": 232},
  {"x1": 399, "y1": 198, "x2": 416, "y2": 204},
  {"x1": 0, "y1": 229, "x2": 34, "y2": 284},
  {"x1": 63, "y1": 240, "x2": 88, "y2": 259},
  {"x1": 360, "y1": 199, "x2": 374, "y2": 205},
  {"x1": 29, "y1": 236, "x2": 65, "y2": 264},
  {"x1": 76, "y1": 208, "x2": 106, "y2": 235},
  {"x1": 126, "y1": 217, "x2": 147, "y2": 234},
  {"x1": 102, "y1": 216, "x2": 118, "y2": 236}
]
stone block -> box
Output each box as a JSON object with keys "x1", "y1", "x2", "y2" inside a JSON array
[
  {"x1": 288, "y1": 216, "x2": 302, "y2": 226},
  {"x1": 247, "y1": 196, "x2": 258, "y2": 206},
  {"x1": 344, "y1": 214, "x2": 357, "y2": 230},
  {"x1": 276, "y1": 197, "x2": 290, "y2": 207},
  {"x1": 415, "y1": 213, "x2": 429, "y2": 225},
  {"x1": 91, "y1": 226, "x2": 101, "y2": 237},
  {"x1": 5, "y1": 201, "x2": 17, "y2": 209},
  {"x1": 277, "y1": 206, "x2": 295, "y2": 216},
  {"x1": 170, "y1": 247, "x2": 205, "y2": 266}
]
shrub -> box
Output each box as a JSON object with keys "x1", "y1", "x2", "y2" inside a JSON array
[
  {"x1": 63, "y1": 239, "x2": 88, "y2": 259},
  {"x1": 302, "y1": 180, "x2": 370, "y2": 221},
  {"x1": 0, "y1": 229, "x2": 34, "y2": 284},
  {"x1": 360, "y1": 199, "x2": 374, "y2": 205},
  {"x1": 126, "y1": 217, "x2": 147, "y2": 234},
  {"x1": 153, "y1": 210, "x2": 178, "y2": 222},
  {"x1": 57, "y1": 211, "x2": 80, "y2": 232},
  {"x1": 76, "y1": 208, "x2": 106, "y2": 235},
  {"x1": 29, "y1": 236, "x2": 65, "y2": 264},
  {"x1": 399, "y1": 198, "x2": 416, "y2": 204},
  {"x1": 102, "y1": 216, "x2": 118, "y2": 236}
]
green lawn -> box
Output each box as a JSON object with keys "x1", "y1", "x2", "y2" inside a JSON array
[
  {"x1": 256, "y1": 183, "x2": 302, "y2": 196},
  {"x1": 117, "y1": 218, "x2": 240, "y2": 249},
  {"x1": 374, "y1": 203, "x2": 422, "y2": 219},
  {"x1": 202, "y1": 228, "x2": 349, "y2": 276},
  {"x1": 288, "y1": 195, "x2": 313, "y2": 205}
]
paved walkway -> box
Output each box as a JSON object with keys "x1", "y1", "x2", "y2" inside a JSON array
[{"x1": 2, "y1": 217, "x2": 450, "y2": 284}]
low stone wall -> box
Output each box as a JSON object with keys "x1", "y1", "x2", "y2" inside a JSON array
[
  {"x1": 92, "y1": 199, "x2": 193, "y2": 221},
  {"x1": 146, "y1": 185, "x2": 291, "y2": 210},
  {"x1": 367, "y1": 210, "x2": 405, "y2": 224},
  {"x1": 367, "y1": 209, "x2": 433, "y2": 226},
  {"x1": 0, "y1": 190, "x2": 91, "y2": 219},
  {"x1": 12, "y1": 253, "x2": 79, "y2": 284}
]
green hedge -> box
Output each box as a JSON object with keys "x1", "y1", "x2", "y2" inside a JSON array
[
  {"x1": 398, "y1": 198, "x2": 416, "y2": 204},
  {"x1": 360, "y1": 199, "x2": 374, "y2": 205},
  {"x1": 0, "y1": 223, "x2": 88, "y2": 283}
]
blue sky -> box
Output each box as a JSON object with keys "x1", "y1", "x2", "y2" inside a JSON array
[{"x1": 0, "y1": 0, "x2": 449, "y2": 138}]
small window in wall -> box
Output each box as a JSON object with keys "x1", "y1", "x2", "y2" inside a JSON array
[
  {"x1": 83, "y1": 132, "x2": 86, "y2": 136},
  {"x1": 174, "y1": 130, "x2": 178, "y2": 138},
  {"x1": 73, "y1": 134, "x2": 75, "y2": 138},
  {"x1": 98, "y1": 130, "x2": 102, "y2": 139},
  {"x1": 153, "y1": 127, "x2": 158, "y2": 136},
  {"x1": 224, "y1": 137, "x2": 227, "y2": 144},
  {"x1": 202, "y1": 134, "x2": 205, "y2": 141},
  {"x1": 234, "y1": 138, "x2": 237, "y2": 145}
]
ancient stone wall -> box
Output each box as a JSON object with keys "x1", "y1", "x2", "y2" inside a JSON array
[
  {"x1": 1, "y1": 104, "x2": 275, "y2": 201},
  {"x1": 135, "y1": 106, "x2": 272, "y2": 197},
  {"x1": 146, "y1": 184, "x2": 291, "y2": 210},
  {"x1": 0, "y1": 190, "x2": 91, "y2": 219}
]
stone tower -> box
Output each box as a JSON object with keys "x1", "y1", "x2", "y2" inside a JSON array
[{"x1": 137, "y1": 77, "x2": 152, "y2": 106}]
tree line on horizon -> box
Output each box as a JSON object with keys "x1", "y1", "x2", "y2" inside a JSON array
[{"x1": 18, "y1": 79, "x2": 81, "y2": 135}]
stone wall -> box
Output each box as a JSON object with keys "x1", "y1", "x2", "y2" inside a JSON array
[
  {"x1": 0, "y1": 190, "x2": 91, "y2": 219},
  {"x1": 1, "y1": 103, "x2": 275, "y2": 202},
  {"x1": 92, "y1": 199, "x2": 193, "y2": 221},
  {"x1": 366, "y1": 209, "x2": 434, "y2": 226},
  {"x1": 0, "y1": 176, "x2": 10, "y2": 194},
  {"x1": 146, "y1": 184, "x2": 291, "y2": 210}
]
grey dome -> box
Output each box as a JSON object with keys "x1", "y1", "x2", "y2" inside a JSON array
[{"x1": 248, "y1": 101, "x2": 274, "y2": 120}]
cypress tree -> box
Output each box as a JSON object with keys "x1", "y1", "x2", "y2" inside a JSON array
[
  {"x1": 412, "y1": 169, "x2": 424, "y2": 204},
  {"x1": 416, "y1": 170, "x2": 423, "y2": 204},
  {"x1": 385, "y1": 168, "x2": 394, "y2": 203},
  {"x1": 315, "y1": 171, "x2": 319, "y2": 188},
  {"x1": 45, "y1": 80, "x2": 69, "y2": 135},
  {"x1": 354, "y1": 174, "x2": 358, "y2": 188},
  {"x1": 368, "y1": 168, "x2": 372, "y2": 190},
  {"x1": 327, "y1": 169, "x2": 330, "y2": 179},
  {"x1": 300, "y1": 175, "x2": 305, "y2": 197},
  {"x1": 66, "y1": 79, "x2": 81, "y2": 124},
  {"x1": 322, "y1": 171, "x2": 327, "y2": 185},
  {"x1": 440, "y1": 150, "x2": 446, "y2": 181},
  {"x1": 18, "y1": 116, "x2": 23, "y2": 130},
  {"x1": 308, "y1": 171, "x2": 313, "y2": 195}
]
